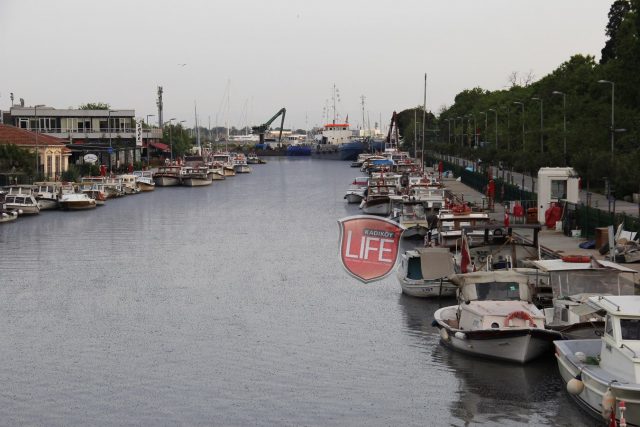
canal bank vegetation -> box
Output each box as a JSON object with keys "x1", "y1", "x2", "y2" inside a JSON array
[{"x1": 399, "y1": 0, "x2": 640, "y2": 200}]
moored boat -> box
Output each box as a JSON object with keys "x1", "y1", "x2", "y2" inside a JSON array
[
  {"x1": 433, "y1": 270, "x2": 562, "y2": 363},
  {"x1": 154, "y1": 165, "x2": 183, "y2": 187},
  {"x1": 59, "y1": 192, "x2": 97, "y2": 210},
  {"x1": 133, "y1": 170, "x2": 156, "y2": 191},
  {"x1": 3, "y1": 193, "x2": 40, "y2": 215},
  {"x1": 181, "y1": 166, "x2": 213, "y2": 187},
  {"x1": 555, "y1": 295, "x2": 640, "y2": 425},
  {"x1": 397, "y1": 247, "x2": 457, "y2": 297}
]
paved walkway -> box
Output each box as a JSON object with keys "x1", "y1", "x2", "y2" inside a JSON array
[
  {"x1": 434, "y1": 153, "x2": 640, "y2": 218},
  {"x1": 436, "y1": 169, "x2": 640, "y2": 273}
]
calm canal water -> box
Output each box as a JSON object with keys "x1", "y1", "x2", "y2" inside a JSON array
[{"x1": 0, "y1": 158, "x2": 596, "y2": 426}]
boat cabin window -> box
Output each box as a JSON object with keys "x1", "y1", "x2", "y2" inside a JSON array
[
  {"x1": 475, "y1": 282, "x2": 520, "y2": 301},
  {"x1": 620, "y1": 319, "x2": 640, "y2": 340},
  {"x1": 605, "y1": 314, "x2": 614, "y2": 337}
]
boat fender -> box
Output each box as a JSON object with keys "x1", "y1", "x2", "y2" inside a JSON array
[
  {"x1": 439, "y1": 328, "x2": 449, "y2": 341},
  {"x1": 602, "y1": 387, "x2": 616, "y2": 420},
  {"x1": 567, "y1": 372, "x2": 584, "y2": 395},
  {"x1": 454, "y1": 332, "x2": 466, "y2": 340}
]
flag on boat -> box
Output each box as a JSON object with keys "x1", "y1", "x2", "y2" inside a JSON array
[
  {"x1": 338, "y1": 215, "x2": 405, "y2": 283},
  {"x1": 461, "y1": 232, "x2": 471, "y2": 273}
]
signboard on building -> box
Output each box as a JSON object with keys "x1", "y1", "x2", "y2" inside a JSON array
[{"x1": 136, "y1": 120, "x2": 143, "y2": 147}]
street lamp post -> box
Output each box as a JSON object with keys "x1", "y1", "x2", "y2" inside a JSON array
[
  {"x1": 531, "y1": 97, "x2": 544, "y2": 153},
  {"x1": 513, "y1": 101, "x2": 525, "y2": 150},
  {"x1": 552, "y1": 91, "x2": 567, "y2": 164},
  {"x1": 488, "y1": 108, "x2": 497, "y2": 149},
  {"x1": 145, "y1": 114, "x2": 155, "y2": 168},
  {"x1": 598, "y1": 80, "x2": 615, "y2": 158},
  {"x1": 445, "y1": 119, "x2": 451, "y2": 144},
  {"x1": 164, "y1": 118, "x2": 177, "y2": 163},
  {"x1": 456, "y1": 117, "x2": 463, "y2": 146},
  {"x1": 479, "y1": 112, "x2": 486, "y2": 147},
  {"x1": 467, "y1": 113, "x2": 476, "y2": 147},
  {"x1": 33, "y1": 104, "x2": 45, "y2": 178}
]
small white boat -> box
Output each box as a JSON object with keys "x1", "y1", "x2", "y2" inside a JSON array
[
  {"x1": 0, "y1": 208, "x2": 19, "y2": 223},
  {"x1": 555, "y1": 295, "x2": 640, "y2": 425},
  {"x1": 232, "y1": 154, "x2": 252, "y2": 173},
  {"x1": 181, "y1": 166, "x2": 213, "y2": 187},
  {"x1": 59, "y1": 192, "x2": 96, "y2": 210},
  {"x1": 344, "y1": 177, "x2": 369, "y2": 204},
  {"x1": 360, "y1": 184, "x2": 396, "y2": 216},
  {"x1": 133, "y1": 171, "x2": 156, "y2": 191},
  {"x1": 389, "y1": 198, "x2": 434, "y2": 239},
  {"x1": 154, "y1": 166, "x2": 183, "y2": 187},
  {"x1": 33, "y1": 182, "x2": 60, "y2": 210},
  {"x1": 433, "y1": 270, "x2": 561, "y2": 363},
  {"x1": 397, "y1": 247, "x2": 457, "y2": 297},
  {"x1": 118, "y1": 174, "x2": 141, "y2": 194},
  {"x1": 3, "y1": 193, "x2": 40, "y2": 215},
  {"x1": 435, "y1": 208, "x2": 491, "y2": 248}
]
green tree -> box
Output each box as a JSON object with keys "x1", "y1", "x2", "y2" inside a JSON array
[
  {"x1": 601, "y1": 0, "x2": 632, "y2": 64},
  {"x1": 78, "y1": 102, "x2": 110, "y2": 110}
]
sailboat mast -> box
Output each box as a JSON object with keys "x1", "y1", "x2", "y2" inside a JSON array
[
  {"x1": 422, "y1": 73, "x2": 427, "y2": 171},
  {"x1": 194, "y1": 101, "x2": 201, "y2": 154}
]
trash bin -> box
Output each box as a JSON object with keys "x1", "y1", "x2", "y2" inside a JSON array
[{"x1": 526, "y1": 207, "x2": 538, "y2": 224}]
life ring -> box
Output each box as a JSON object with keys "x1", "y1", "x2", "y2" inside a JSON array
[
  {"x1": 562, "y1": 255, "x2": 591, "y2": 263},
  {"x1": 504, "y1": 310, "x2": 536, "y2": 327}
]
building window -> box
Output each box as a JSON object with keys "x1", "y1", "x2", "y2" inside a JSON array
[
  {"x1": 18, "y1": 118, "x2": 29, "y2": 129},
  {"x1": 47, "y1": 155, "x2": 52, "y2": 176},
  {"x1": 55, "y1": 155, "x2": 60, "y2": 174},
  {"x1": 77, "y1": 119, "x2": 91, "y2": 132}
]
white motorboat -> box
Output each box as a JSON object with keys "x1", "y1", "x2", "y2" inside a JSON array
[
  {"x1": 397, "y1": 247, "x2": 457, "y2": 298},
  {"x1": 361, "y1": 184, "x2": 395, "y2": 215},
  {"x1": 532, "y1": 258, "x2": 638, "y2": 339},
  {"x1": 132, "y1": 171, "x2": 156, "y2": 191},
  {"x1": 212, "y1": 153, "x2": 236, "y2": 176},
  {"x1": 207, "y1": 163, "x2": 226, "y2": 181},
  {"x1": 555, "y1": 295, "x2": 640, "y2": 425},
  {"x1": 389, "y1": 198, "x2": 434, "y2": 239},
  {"x1": 435, "y1": 207, "x2": 491, "y2": 248},
  {"x1": 3, "y1": 193, "x2": 40, "y2": 215},
  {"x1": 118, "y1": 174, "x2": 141, "y2": 194},
  {"x1": 154, "y1": 165, "x2": 183, "y2": 186},
  {"x1": 232, "y1": 154, "x2": 252, "y2": 173},
  {"x1": 433, "y1": 270, "x2": 561, "y2": 363},
  {"x1": 33, "y1": 182, "x2": 60, "y2": 210},
  {"x1": 59, "y1": 192, "x2": 96, "y2": 210},
  {"x1": 0, "y1": 208, "x2": 19, "y2": 223},
  {"x1": 344, "y1": 177, "x2": 369, "y2": 204},
  {"x1": 181, "y1": 166, "x2": 213, "y2": 187}
]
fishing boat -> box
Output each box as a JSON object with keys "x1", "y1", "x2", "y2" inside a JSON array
[
  {"x1": 118, "y1": 174, "x2": 141, "y2": 194},
  {"x1": 397, "y1": 247, "x2": 457, "y2": 297},
  {"x1": 343, "y1": 177, "x2": 369, "y2": 204},
  {"x1": 232, "y1": 154, "x2": 252, "y2": 173},
  {"x1": 154, "y1": 165, "x2": 183, "y2": 187},
  {"x1": 433, "y1": 270, "x2": 562, "y2": 363},
  {"x1": 81, "y1": 185, "x2": 107, "y2": 206},
  {"x1": 389, "y1": 198, "x2": 434, "y2": 239},
  {"x1": 33, "y1": 182, "x2": 60, "y2": 210},
  {"x1": 132, "y1": 171, "x2": 156, "y2": 191},
  {"x1": 3, "y1": 193, "x2": 40, "y2": 215},
  {"x1": 360, "y1": 184, "x2": 396, "y2": 216},
  {"x1": 435, "y1": 208, "x2": 491, "y2": 249},
  {"x1": 212, "y1": 153, "x2": 236, "y2": 176},
  {"x1": 181, "y1": 166, "x2": 213, "y2": 187},
  {"x1": 58, "y1": 192, "x2": 96, "y2": 210},
  {"x1": 555, "y1": 295, "x2": 640, "y2": 425}
]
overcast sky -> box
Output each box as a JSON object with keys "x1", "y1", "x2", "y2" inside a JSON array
[{"x1": 0, "y1": 0, "x2": 610, "y2": 131}]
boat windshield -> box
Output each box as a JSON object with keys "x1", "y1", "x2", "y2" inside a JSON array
[
  {"x1": 620, "y1": 318, "x2": 640, "y2": 340},
  {"x1": 550, "y1": 270, "x2": 636, "y2": 299},
  {"x1": 475, "y1": 282, "x2": 521, "y2": 301}
]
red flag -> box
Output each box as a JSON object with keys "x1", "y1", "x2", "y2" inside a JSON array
[{"x1": 461, "y1": 233, "x2": 471, "y2": 273}]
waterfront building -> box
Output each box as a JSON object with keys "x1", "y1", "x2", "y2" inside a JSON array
[
  {"x1": 0, "y1": 124, "x2": 71, "y2": 183},
  {"x1": 2, "y1": 106, "x2": 164, "y2": 169}
]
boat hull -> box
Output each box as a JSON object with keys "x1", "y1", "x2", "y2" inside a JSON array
[
  {"x1": 4, "y1": 203, "x2": 40, "y2": 215},
  {"x1": 434, "y1": 307, "x2": 558, "y2": 363},
  {"x1": 234, "y1": 165, "x2": 251, "y2": 173},
  {"x1": 154, "y1": 176, "x2": 180, "y2": 187},
  {"x1": 0, "y1": 211, "x2": 19, "y2": 223},
  {"x1": 137, "y1": 182, "x2": 155, "y2": 192},
  {"x1": 398, "y1": 277, "x2": 457, "y2": 298},
  {"x1": 362, "y1": 198, "x2": 391, "y2": 216},
  {"x1": 37, "y1": 199, "x2": 58, "y2": 210},
  {"x1": 182, "y1": 177, "x2": 213, "y2": 187},
  {"x1": 344, "y1": 193, "x2": 364, "y2": 204},
  {"x1": 59, "y1": 201, "x2": 96, "y2": 210},
  {"x1": 223, "y1": 167, "x2": 236, "y2": 177}
]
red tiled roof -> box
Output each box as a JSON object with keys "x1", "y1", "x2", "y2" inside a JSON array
[
  {"x1": 149, "y1": 141, "x2": 170, "y2": 152},
  {"x1": 0, "y1": 124, "x2": 71, "y2": 152}
]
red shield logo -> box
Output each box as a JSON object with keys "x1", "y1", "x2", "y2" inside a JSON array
[{"x1": 338, "y1": 215, "x2": 405, "y2": 283}]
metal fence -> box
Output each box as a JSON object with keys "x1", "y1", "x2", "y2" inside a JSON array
[{"x1": 565, "y1": 202, "x2": 640, "y2": 239}]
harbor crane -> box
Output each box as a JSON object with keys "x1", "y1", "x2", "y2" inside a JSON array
[{"x1": 252, "y1": 107, "x2": 286, "y2": 146}]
